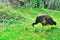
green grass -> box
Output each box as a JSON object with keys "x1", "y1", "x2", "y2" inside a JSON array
[{"x1": 0, "y1": 5, "x2": 60, "y2": 40}]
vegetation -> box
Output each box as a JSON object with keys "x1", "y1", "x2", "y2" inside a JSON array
[
  {"x1": 1, "y1": 0, "x2": 60, "y2": 10},
  {"x1": 0, "y1": 5, "x2": 60, "y2": 40}
]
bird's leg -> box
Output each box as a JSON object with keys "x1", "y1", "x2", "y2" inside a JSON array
[
  {"x1": 41, "y1": 25, "x2": 45, "y2": 32},
  {"x1": 41, "y1": 26, "x2": 43, "y2": 32}
]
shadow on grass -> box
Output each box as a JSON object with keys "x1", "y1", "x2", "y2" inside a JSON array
[
  {"x1": 34, "y1": 27, "x2": 60, "y2": 33},
  {"x1": 45, "y1": 27, "x2": 60, "y2": 32}
]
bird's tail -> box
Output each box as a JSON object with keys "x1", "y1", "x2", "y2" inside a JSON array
[
  {"x1": 49, "y1": 18, "x2": 56, "y2": 25},
  {"x1": 45, "y1": 18, "x2": 56, "y2": 25}
]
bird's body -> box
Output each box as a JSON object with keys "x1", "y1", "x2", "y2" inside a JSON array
[{"x1": 32, "y1": 14, "x2": 56, "y2": 27}]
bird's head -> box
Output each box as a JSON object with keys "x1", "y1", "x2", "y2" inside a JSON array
[
  {"x1": 54, "y1": 22, "x2": 56, "y2": 25},
  {"x1": 32, "y1": 23, "x2": 35, "y2": 27}
]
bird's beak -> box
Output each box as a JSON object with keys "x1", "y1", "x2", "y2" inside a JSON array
[{"x1": 32, "y1": 24, "x2": 34, "y2": 27}]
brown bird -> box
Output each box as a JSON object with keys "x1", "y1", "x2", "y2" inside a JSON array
[{"x1": 32, "y1": 14, "x2": 56, "y2": 31}]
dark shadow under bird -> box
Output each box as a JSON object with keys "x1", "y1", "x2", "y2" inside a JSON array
[{"x1": 32, "y1": 14, "x2": 56, "y2": 29}]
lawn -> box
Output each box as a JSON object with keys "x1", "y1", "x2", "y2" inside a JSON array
[{"x1": 0, "y1": 5, "x2": 60, "y2": 40}]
